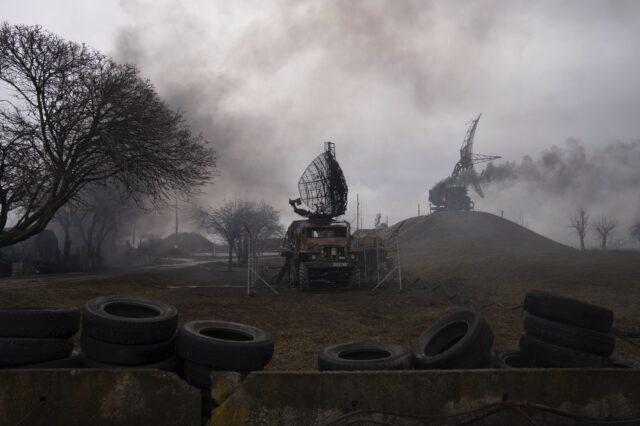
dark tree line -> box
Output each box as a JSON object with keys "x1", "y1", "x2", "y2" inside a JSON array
[{"x1": 0, "y1": 23, "x2": 217, "y2": 247}]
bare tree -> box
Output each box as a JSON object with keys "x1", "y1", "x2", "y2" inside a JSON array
[
  {"x1": 0, "y1": 24, "x2": 217, "y2": 247},
  {"x1": 235, "y1": 201, "x2": 284, "y2": 264},
  {"x1": 594, "y1": 216, "x2": 616, "y2": 251},
  {"x1": 569, "y1": 209, "x2": 589, "y2": 250},
  {"x1": 194, "y1": 200, "x2": 245, "y2": 271},
  {"x1": 194, "y1": 200, "x2": 283, "y2": 271}
]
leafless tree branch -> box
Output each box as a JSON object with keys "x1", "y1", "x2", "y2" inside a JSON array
[{"x1": 0, "y1": 23, "x2": 217, "y2": 247}]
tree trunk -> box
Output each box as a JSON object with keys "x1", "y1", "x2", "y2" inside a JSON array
[
  {"x1": 579, "y1": 235, "x2": 585, "y2": 251},
  {"x1": 227, "y1": 241, "x2": 233, "y2": 271},
  {"x1": 234, "y1": 236, "x2": 248, "y2": 266}
]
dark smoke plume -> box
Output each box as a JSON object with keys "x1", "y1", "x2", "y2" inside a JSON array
[
  {"x1": 481, "y1": 139, "x2": 640, "y2": 204},
  {"x1": 475, "y1": 139, "x2": 640, "y2": 247}
]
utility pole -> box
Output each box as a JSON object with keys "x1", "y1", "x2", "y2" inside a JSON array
[{"x1": 356, "y1": 194, "x2": 360, "y2": 230}]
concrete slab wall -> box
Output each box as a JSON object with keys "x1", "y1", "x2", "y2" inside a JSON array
[
  {"x1": 211, "y1": 369, "x2": 640, "y2": 426},
  {"x1": 2, "y1": 368, "x2": 639, "y2": 425},
  {"x1": 0, "y1": 369, "x2": 200, "y2": 426}
]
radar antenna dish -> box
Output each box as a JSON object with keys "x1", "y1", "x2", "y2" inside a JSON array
[{"x1": 291, "y1": 142, "x2": 348, "y2": 219}]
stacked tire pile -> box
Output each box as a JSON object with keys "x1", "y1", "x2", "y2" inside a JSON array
[
  {"x1": 318, "y1": 310, "x2": 494, "y2": 371},
  {"x1": 176, "y1": 320, "x2": 274, "y2": 389},
  {"x1": 0, "y1": 307, "x2": 83, "y2": 368},
  {"x1": 494, "y1": 291, "x2": 631, "y2": 369},
  {"x1": 81, "y1": 296, "x2": 180, "y2": 371}
]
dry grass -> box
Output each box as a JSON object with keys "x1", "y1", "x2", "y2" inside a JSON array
[{"x1": 2, "y1": 211, "x2": 639, "y2": 370}]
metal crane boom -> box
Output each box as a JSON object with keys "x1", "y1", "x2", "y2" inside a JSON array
[{"x1": 452, "y1": 114, "x2": 500, "y2": 178}]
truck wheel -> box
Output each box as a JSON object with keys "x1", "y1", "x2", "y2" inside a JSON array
[
  {"x1": 318, "y1": 341, "x2": 410, "y2": 371},
  {"x1": 298, "y1": 263, "x2": 310, "y2": 291},
  {"x1": 411, "y1": 310, "x2": 494, "y2": 369},
  {"x1": 0, "y1": 337, "x2": 73, "y2": 367},
  {"x1": 81, "y1": 333, "x2": 176, "y2": 365},
  {"x1": 492, "y1": 350, "x2": 532, "y2": 368},
  {"x1": 523, "y1": 314, "x2": 615, "y2": 356},
  {"x1": 82, "y1": 296, "x2": 178, "y2": 344},
  {"x1": 176, "y1": 320, "x2": 274, "y2": 371},
  {"x1": 524, "y1": 291, "x2": 613, "y2": 332},
  {"x1": 519, "y1": 335, "x2": 608, "y2": 368},
  {"x1": 0, "y1": 307, "x2": 80, "y2": 338},
  {"x1": 349, "y1": 267, "x2": 361, "y2": 288}
]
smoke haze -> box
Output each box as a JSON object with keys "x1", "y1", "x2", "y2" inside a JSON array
[{"x1": 4, "y1": 0, "x2": 640, "y2": 247}]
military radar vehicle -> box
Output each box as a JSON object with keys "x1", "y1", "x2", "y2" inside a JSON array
[{"x1": 277, "y1": 142, "x2": 360, "y2": 291}]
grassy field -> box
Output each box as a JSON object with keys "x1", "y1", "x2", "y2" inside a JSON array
[{"x1": 2, "y1": 212, "x2": 639, "y2": 370}]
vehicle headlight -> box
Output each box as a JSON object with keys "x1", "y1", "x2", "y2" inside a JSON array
[{"x1": 311, "y1": 254, "x2": 317, "y2": 260}]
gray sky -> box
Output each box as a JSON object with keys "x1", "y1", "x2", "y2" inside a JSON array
[{"x1": 2, "y1": 0, "x2": 640, "y2": 247}]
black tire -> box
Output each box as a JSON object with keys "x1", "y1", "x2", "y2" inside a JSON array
[
  {"x1": 608, "y1": 358, "x2": 640, "y2": 369},
  {"x1": 176, "y1": 321, "x2": 273, "y2": 371},
  {"x1": 523, "y1": 314, "x2": 614, "y2": 356},
  {"x1": 0, "y1": 307, "x2": 80, "y2": 338},
  {"x1": 21, "y1": 351, "x2": 85, "y2": 369},
  {"x1": 183, "y1": 360, "x2": 214, "y2": 389},
  {"x1": 524, "y1": 291, "x2": 613, "y2": 332},
  {"x1": 84, "y1": 355, "x2": 181, "y2": 372},
  {"x1": 81, "y1": 333, "x2": 176, "y2": 365},
  {"x1": 318, "y1": 341, "x2": 410, "y2": 371},
  {"x1": 519, "y1": 335, "x2": 608, "y2": 368},
  {"x1": 492, "y1": 350, "x2": 533, "y2": 369},
  {"x1": 0, "y1": 337, "x2": 73, "y2": 367},
  {"x1": 299, "y1": 263, "x2": 310, "y2": 291},
  {"x1": 82, "y1": 296, "x2": 178, "y2": 344},
  {"x1": 349, "y1": 267, "x2": 361, "y2": 288},
  {"x1": 411, "y1": 310, "x2": 494, "y2": 369}
]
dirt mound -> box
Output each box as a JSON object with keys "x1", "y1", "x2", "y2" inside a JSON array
[
  {"x1": 383, "y1": 211, "x2": 577, "y2": 282},
  {"x1": 387, "y1": 211, "x2": 572, "y2": 261}
]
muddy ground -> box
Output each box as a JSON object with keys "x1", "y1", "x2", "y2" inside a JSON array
[{"x1": 1, "y1": 250, "x2": 639, "y2": 370}]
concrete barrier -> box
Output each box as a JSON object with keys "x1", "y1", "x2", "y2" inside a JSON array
[
  {"x1": 2, "y1": 368, "x2": 639, "y2": 425},
  {"x1": 0, "y1": 369, "x2": 200, "y2": 426},
  {"x1": 210, "y1": 369, "x2": 640, "y2": 425}
]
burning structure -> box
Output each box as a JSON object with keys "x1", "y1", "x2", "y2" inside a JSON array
[
  {"x1": 429, "y1": 114, "x2": 500, "y2": 212},
  {"x1": 278, "y1": 142, "x2": 360, "y2": 290}
]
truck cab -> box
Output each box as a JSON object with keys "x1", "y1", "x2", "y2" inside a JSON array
[{"x1": 281, "y1": 219, "x2": 360, "y2": 290}]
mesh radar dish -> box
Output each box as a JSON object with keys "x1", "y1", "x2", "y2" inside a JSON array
[{"x1": 294, "y1": 142, "x2": 348, "y2": 219}]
